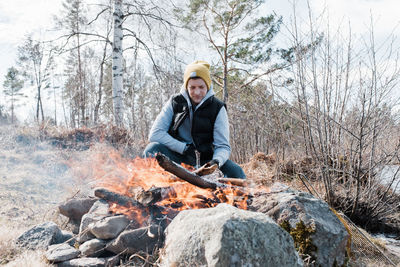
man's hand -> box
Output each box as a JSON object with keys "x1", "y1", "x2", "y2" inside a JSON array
[
  {"x1": 205, "y1": 159, "x2": 219, "y2": 168},
  {"x1": 183, "y1": 143, "x2": 196, "y2": 156}
]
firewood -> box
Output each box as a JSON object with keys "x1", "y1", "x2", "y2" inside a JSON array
[
  {"x1": 135, "y1": 186, "x2": 177, "y2": 206},
  {"x1": 155, "y1": 153, "x2": 227, "y2": 189},
  {"x1": 94, "y1": 188, "x2": 144, "y2": 209},
  {"x1": 193, "y1": 163, "x2": 218, "y2": 176}
]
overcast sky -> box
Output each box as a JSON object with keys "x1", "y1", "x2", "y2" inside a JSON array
[{"x1": 0, "y1": 0, "x2": 399, "y2": 121}]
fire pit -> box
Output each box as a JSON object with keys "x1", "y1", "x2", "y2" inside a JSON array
[{"x1": 49, "y1": 153, "x2": 251, "y2": 265}]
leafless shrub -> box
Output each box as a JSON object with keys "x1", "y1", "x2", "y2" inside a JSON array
[{"x1": 272, "y1": 1, "x2": 400, "y2": 232}]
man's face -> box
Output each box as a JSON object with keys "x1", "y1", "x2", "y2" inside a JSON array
[{"x1": 187, "y1": 78, "x2": 208, "y2": 105}]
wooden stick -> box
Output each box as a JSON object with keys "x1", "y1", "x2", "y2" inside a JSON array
[
  {"x1": 135, "y1": 186, "x2": 177, "y2": 206},
  {"x1": 155, "y1": 153, "x2": 228, "y2": 189},
  {"x1": 94, "y1": 187, "x2": 145, "y2": 209},
  {"x1": 193, "y1": 163, "x2": 218, "y2": 176}
]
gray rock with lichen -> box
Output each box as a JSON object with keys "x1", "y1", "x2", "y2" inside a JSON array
[{"x1": 251, "y1": 182, "x2": 349, "y2": 266}]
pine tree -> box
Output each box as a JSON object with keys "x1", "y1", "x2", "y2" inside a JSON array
[
  {"x1": 176, "y1": 0, "x2": 283, "y2": 102},
  {"x1": 3, "y1": 67, "x2": 25, "y2": 124}
]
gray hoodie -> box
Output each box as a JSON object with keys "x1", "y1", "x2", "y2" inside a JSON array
[{"x1": 148, "y1": 86, "x2": 231, "y2": 166}]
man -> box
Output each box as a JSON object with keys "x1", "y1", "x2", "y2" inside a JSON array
[{"x1": 143, "y1": 60, "x2": 246, "y2": 179}]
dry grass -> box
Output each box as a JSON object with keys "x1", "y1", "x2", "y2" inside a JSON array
[
  {"x1": 0, "y1": 126, "x2": 398, "y2": 267},
  {"x1": 0, "y1": 225, "x2": 51, "y2": 267}
]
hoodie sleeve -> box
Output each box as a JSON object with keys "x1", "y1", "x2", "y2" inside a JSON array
[
  {"x1": 148, "y1": 98, "x2": 187, "y2": 154},
  {"x1": 212, "y1": 106, "x2": 231, "y2": 166}
]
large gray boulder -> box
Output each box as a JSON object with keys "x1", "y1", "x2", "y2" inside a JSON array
[
  {"x1": 160, "y1": 203, "x2": 302, "y2": 267},
  {"x1": 16, "y1": 221, "x2": 63, "y2": 250},
  {"x1": 251, "y1": 183, "x2": 349, "y2": 267}
]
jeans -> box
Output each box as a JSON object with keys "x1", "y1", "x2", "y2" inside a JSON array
[{"x1": 143, "y1": 142, "x2": 246, "y2": 179}]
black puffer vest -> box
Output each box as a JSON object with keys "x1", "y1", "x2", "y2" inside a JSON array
[{"x1": 168, "y1": 94, "x2": 225, "y2": 161}]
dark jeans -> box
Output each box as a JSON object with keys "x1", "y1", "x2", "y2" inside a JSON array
[{"x1": 143, "y1": 142, "x2": 246, "y2": 179}]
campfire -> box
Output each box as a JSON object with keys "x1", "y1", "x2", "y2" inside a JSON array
[
  {"x1": 16, "y1": 148, "x2": 354, "y2": 267},
  {"x1": 51, "y1": 150, "x2": 252, "y2": 263},
  {"x1": 93, "y1": 153, "x2": 249, "y2": 227}
]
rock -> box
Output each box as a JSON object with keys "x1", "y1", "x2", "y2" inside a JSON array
[
  {"x1": 88, "y1": 199, "x2": 111, "y2": 216},
  {"x1": 58, "y1": 257, "x2": 106, "y2": 267},
  {"x1": 106, "y1": 225, "x2": 163, "y2": 255},
  {"x1": 55, "y1": 230, "x2": 76, "y2": 246},
  {"x1": 160, "y1": 203, "x2": 302, "y2": 267},
  {"x1": 80, "y1": 239, "x2": 107, "y2": 257},
  {"x1": 16, "y1": 221, "x2": 62, "y2": 250},
  {"x1": 78, "y1": 200, "x2": 110, "y2": 243},
  {"x1": 78, "y1": 214, "x2": 103, "y2": 243},
  {"x1": 105, "y1": 255, "x2": 120, "y2": 267},
  {"x1": 59, "y1": 197, "x2": 97, "y2": 222},
  {"x1": 250, "y1": 182, "x2": 349, "y2": 266},
  {"x1": 89, "y1": 215, "x2": 130, "y2": 240},
  {"x1": 45, "y1": 243, "x2": 80, "y2": 263}
]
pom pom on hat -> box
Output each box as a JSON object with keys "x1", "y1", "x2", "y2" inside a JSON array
[{"x1": 183, "y1": 60, "x2": 212, "y2": 90}]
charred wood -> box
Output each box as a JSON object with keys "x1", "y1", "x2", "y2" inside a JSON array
[
  {"x1": 193, "y1": 163, "x2": 218, "y2": 176},
  {"x1": 94, "y1": 188, "x2": 145, "y2": 209},
  {"x1": 135, "y1": 186, "x2": 177, "y2": 206},
  {"x1": 155, "y1": 153, "x2": 228, "y2": 189}
]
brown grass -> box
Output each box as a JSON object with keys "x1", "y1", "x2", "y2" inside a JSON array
[
  {"x1": 0, "y1": 225, "x2": 52, "y2": 267},
  {"x1": 0, "y1": 126, "x2": 398, "y2": 267}
]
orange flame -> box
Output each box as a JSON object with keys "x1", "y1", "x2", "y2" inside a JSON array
[{"x1": 69, "y1": 145, "x2": 248, "y2": 223}]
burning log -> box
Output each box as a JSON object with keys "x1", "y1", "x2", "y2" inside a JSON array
[
  {"x1": 155, "y1": 153, "x2": 228, "y2": 189},
  {"x1": 94, "y1": 188, "x2": 145, "y2": 209},
  {"x1": 135, "y1": 186, "x2": 177, "y2": 206}
]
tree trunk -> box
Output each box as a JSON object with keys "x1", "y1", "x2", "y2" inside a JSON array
[
  {"x1": 112, "y1": 0, "x2": 124, "y2": 126},
  {"x1": 94, "y1": 42, "x2": 108, "y2": 124},
  {"x1": 223, "y1": 35, "x2": 228, "y2": 102}
]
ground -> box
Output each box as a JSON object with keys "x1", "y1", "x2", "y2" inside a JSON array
[{"x1": 0, "y1": 124, "x2": 398, "y2": 266}]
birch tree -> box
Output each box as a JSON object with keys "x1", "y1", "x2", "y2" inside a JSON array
[
  {"x1": 3, "y1": 67, "x2": 25, "y2": 124},
  {"x1": 54, "y1": 0, "x2": 174, "y2": 127},
  {"x1": 112, "y1": 0, "x2": 124, "y2": 126}
]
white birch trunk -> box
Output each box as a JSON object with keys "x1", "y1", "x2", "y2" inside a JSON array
[{"x1": 112, "y1": 0, "x2": 124, "y2": 126}]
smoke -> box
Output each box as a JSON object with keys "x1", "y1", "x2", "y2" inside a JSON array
[{"x1": 0, "y1": 125, "x2": 81, "y2": 226}]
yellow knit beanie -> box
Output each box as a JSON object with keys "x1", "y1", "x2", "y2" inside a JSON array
[{"x1": 183, "y1": 60, "x2": 212, "y2": 90}]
